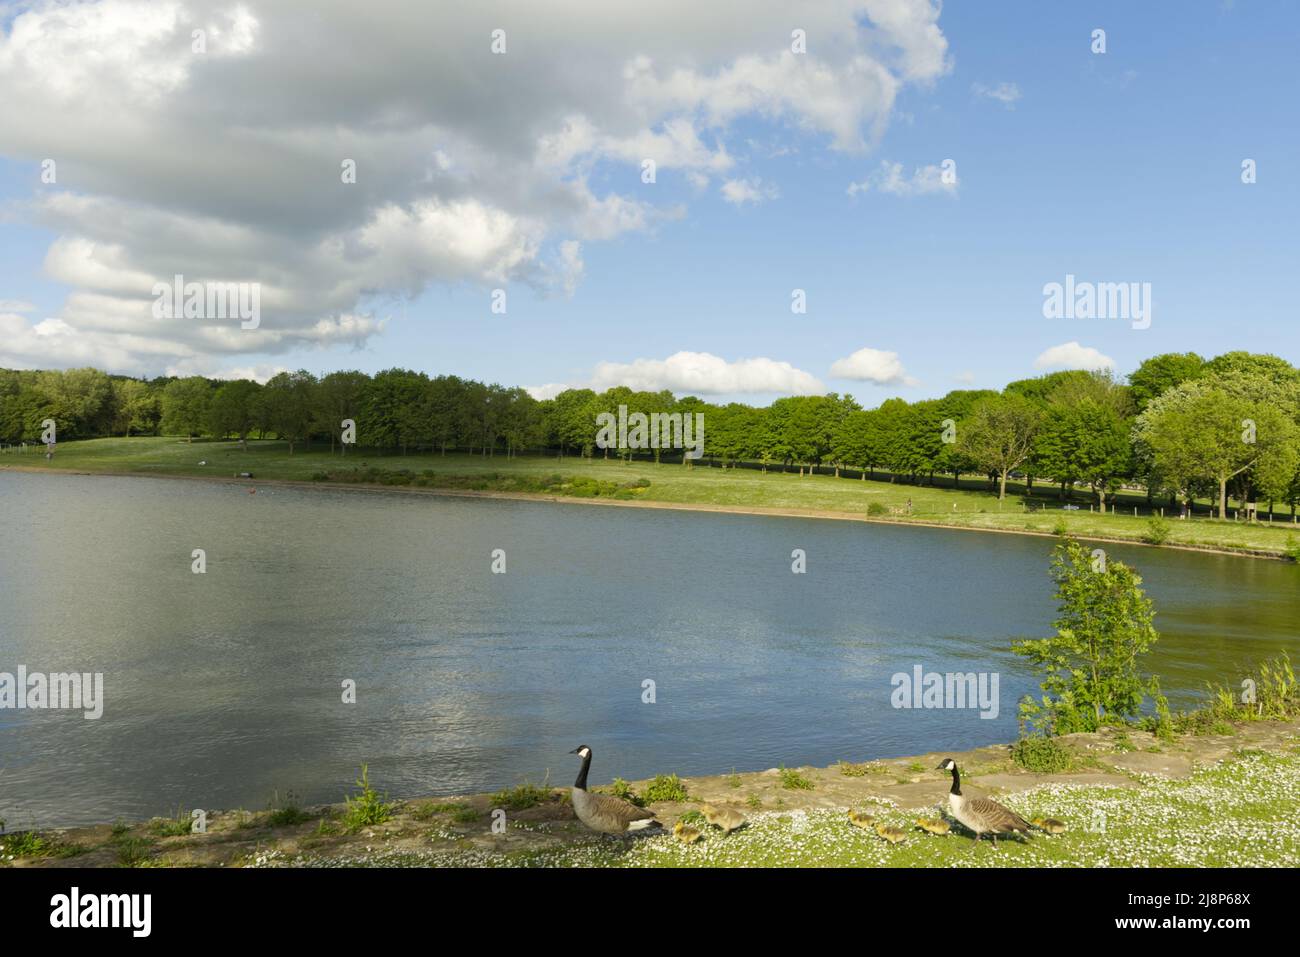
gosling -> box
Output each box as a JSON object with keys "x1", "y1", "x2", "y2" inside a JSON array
[
  {"x1": 847, "y1": 809, "x2": 876, "y2": 830},
  {"x1": 673, "y1": 820, "x2": 703, "y2": 844},
  {"x1": 875, "y1": 823, "x2": 907, "y2": 844},
  {"x1": 916, "y1": 817, "x2": 950, "y2": 836},
  {"x1": 1030, "y1": 816, "x2": 1067, "y2": 835},
  {"x1": 700, "y1": 804, "x2": 747, "y2": 835}
]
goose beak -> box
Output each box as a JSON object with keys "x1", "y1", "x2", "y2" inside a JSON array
[{"x1": 569, "y1": 747, "x2": 582, "y2": 754}]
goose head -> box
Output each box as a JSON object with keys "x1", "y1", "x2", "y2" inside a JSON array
[
  {"x1": 936, "y1": 757, "x2": 957, "y2": 772},
  {"x1": 569, "y1": 745, "x2": 592, "y2": 760}
]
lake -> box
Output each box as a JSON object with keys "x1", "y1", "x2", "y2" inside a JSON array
[{"x1": 1, "y1": 470, "x2": 1296, "y2": 828}]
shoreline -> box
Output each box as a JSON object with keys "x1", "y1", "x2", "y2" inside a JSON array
[
  {"x1": 7, "y1": 718, "x2": 1298, "y2": 868},
  {"x1": 3, "y1": 462, "x2": 1292, "y2": 562}
]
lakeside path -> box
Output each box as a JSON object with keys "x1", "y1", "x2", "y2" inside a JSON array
[
  {"x1": 4, "y1": 449, "x2": 1299, "y2": 561},
  {"x1": 6, "y1": 720, "x2": 1298, "y2": 868}
]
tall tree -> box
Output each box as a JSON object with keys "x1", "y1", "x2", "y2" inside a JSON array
[{"x1": 958, "y1": 395, "x2": 1041, "y2": 500}]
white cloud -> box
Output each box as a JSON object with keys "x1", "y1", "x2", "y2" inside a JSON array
[
  {"x1": 591, "y1": 351, "x2": 824, "y2": 395},
  {"x1": 0, "y1": 299, "x2": 36, "y2": 312},
  {"x1": 1033, "y1": 341, "x2": 1116, "y2": 371},
  {"x1": 0, "y1": 0, "x2": 952, "y2": 374},
  {"x1": 972, "y1": 81, "x2": 1021, "y2": 107},
  {"x1": 847, "y1": 159, "x2": 955, "y2": 197},
  {"x1": 829, "y1": 346, "x2": 917, "y2": 386},
  {"x1": 525, "y1": 382, "x2": 571, "y2": 401},
  {"x1": 720, "y1": 177, "x2": 779, "y2": 206}
]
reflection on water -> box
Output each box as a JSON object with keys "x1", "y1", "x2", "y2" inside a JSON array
[{"x1": 1, "y1": 471, "x2": 1296, "y2": 827}]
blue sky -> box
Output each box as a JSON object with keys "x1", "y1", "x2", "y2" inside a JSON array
[{"x1": 1, "y1": 0, "x2": 1296, "y2": 405}]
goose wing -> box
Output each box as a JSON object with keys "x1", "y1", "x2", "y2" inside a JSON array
[
  {"x1": 582, "y1": 791, "x2": 657, "y2": 828},
  {"x1": 967, "y1": 797, "x2": 1030, "y2": 833}
]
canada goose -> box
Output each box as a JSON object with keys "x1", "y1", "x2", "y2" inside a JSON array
[
  {"x1": 569, "y1": 746, "x2": 661, "y2": 836},
  {"x1": 699, "y1": 804, "x2": 747, "y2": 835},
  {"x1": 1030, "y1": 816, "x2": 1067, "y2": 835},
  {"x1": 673, "y1": 820, "x2": 702, "y2": 844},
  {"x1": 847, "y1": 809, "x2": 876, "y2": 830},
  {"x1": 916, "y1": 817, "x2": 950, "y2": 836},
  {"x1": 935, "y1": 758, "x2": 1030, "y2": 846},
  {"x1": 875, "y1": 823, "x2": 907, "y2": 844}
]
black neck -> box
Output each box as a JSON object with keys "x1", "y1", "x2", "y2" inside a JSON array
[
  {"x1": 949, "y1": 767, "x2": 962, "y2": 796},
  {"x1": 574, "y1": 753, "x2": 591, "y2": 790}
]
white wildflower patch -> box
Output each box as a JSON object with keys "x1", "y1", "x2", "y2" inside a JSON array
[{"x1": 242, "y1": 752, "x2": 1300, "y2": 869}]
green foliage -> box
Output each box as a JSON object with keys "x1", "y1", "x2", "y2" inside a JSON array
[
  {"x1": 1202, "y1": 653, "x2": 1298, "y2": 722},
  {"x1": 1285, "y1": 535, "x2": 1300, "y2": 562},
  {"x1": 1143, "y1": 516, "x2": 1171, "y2": 545},
  {"x1": 490, "y1": 780, "x2": 553, "y2": 811},
  {"x1": 602, "y1": 777, "x2": 646, "y2": 806},
  {"x1": 411, "y1": 801, "x2": 471, "y2": 822},
  {"x1": 342, "y1": 765, "x2": 394, "y2": 832},
  {"x1": 267, "y1": 791, "x2": 311, "y2": 827},
  {"x1": 1014, "y1": 536, "x2": 1160, "y2": 735},
  {"x1": 676, "y1": 810, "x2": 706, "y2": 826},
  {"x1": 1, "y1": 830, "x2": 49, "y2": 858},
  {"x1": 778, "y1": 766, "x2": 815, "y2": 791},
  {"x1": 150, "y1": 807, "x2": 194, "y2": 836},
  {"x1": 1010, "y1": 736, "x2": 1075, "y2": 773},
  {"x1": 866, "y1": 501, "x2": 886, "y2": 516},
  {"x1": 643, "y1": 774, "x2": 689, "y2": 803},
  {"x1": 115, "y1": 837, "x2": 155, "y2": 867}
]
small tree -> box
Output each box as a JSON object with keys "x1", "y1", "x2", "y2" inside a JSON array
[{"x1": 1014, "y1": 536, "x2": 1159, "y2": 734}]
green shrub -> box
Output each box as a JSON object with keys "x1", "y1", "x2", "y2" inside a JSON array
[
  {"x1": 411, "y1": 801, "x2": 470, "y2": 821},
  {"x1": 342, "y1": 765, "x2": 394, "y2": 832},
  {"x1": 116, "y1": 837, "x2": 154, "y2": 867},
  {"x1": 778, "y1": 766, "x2": 815, "y2": 790},
  {"x1": 603, "y1": 777, "x2": 645, "y2": 806},
  {"x1": 866, "y1": 502, "x2": 886, "y2": 516},
  {"x1": 643, "y1": 774, "x2": 689, "y2": 803},
  {"x1": 1, "y1": 830, "x2": 49, "y2": 858},
  {"x1": 490, "y1": 780, "x2": 553, "y2": 811},
  {"x1": 1143, "y1": 517, "x2": 1171, "y2": 545},
  {"x1": 1011, "y1": 735, "x2": 1075, "y2": 773},
  {"x1": 150, "y1": 808, "x2": 194, "y2": 836}
]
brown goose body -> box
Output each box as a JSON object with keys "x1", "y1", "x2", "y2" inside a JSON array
[
  {"x1": 569, "y1": 745, "x2": 660, "y2": 836},
  {"x1": 936, "y1": 758, "x2": 1030, "y2": 843}
]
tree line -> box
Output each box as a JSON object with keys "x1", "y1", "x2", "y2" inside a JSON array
[{"x1": 2, "y1": 350, "x2": 1298, "y2": 515}]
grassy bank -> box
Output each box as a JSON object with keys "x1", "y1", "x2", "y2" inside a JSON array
[
  {"x1": 6, "y1": 436, "x2": 1300, "y2": 558},
  {"x1": 4, "y1": 720, "x2": 1298, "y2": 868}
]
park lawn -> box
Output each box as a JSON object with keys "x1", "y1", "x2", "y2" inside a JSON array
[{"x1": 5, "y1": 435, "x2": 1300, "y2": 558}]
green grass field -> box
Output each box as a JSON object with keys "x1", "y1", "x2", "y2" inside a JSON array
[{"x1": 5, "y1": 435, "x2": 1300, "y2": 558}]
